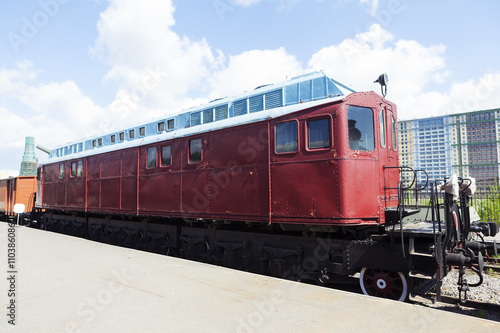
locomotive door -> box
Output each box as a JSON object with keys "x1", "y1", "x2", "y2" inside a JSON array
[{"x1": 382, "y1": 107, "x2": 400, "y2": 208}]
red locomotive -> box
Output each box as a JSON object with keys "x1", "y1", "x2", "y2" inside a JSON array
[{"x1": 32, "y1": 72, "x2": 497, "y2": 302}]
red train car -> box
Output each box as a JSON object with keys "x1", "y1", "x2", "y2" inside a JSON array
[
  {"x1": 35, "y1": 72, "x2": 493, "y2": 302},
  {"x1": 39, "y1": 95, "x2": 400, "y2": 226}
]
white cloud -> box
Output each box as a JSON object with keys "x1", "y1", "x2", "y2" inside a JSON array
[
  {"x1": 0, "y1": 62, "x2": 112, "y2": 179},
  {"x1": 208, "y1": 48, "x2": 303, "y2": 99},
  {"x1": 229, "y1": 0, "x2": 263, "y2": 7},
  {"x1": 0, "y1": 170, "x2": 18, "y2": 179},
  {"x1": 88, "y1": 0, "x2": 301, "y2": 126},
  {"x1": 306, "y1": 23, "x2": 500, "y2": 119},
  {"x1": 91, "y1": 0, "x2": 223, "y2": 117},
  {"x1": 399, "y1": 73, "x2": 500, "y2": 120},
  {"x1": 309, "y1": 24, "x2": 448, "y2": 90},
  {"x1": 0, "y1": 61, "x2": 105, "y2": 142},
  {"x1": 449, "y1": 73, "x2": 500, "y2": 112},
  {"x1": 0, "y1": 105, "x2": 75, "y2": 176},
  {"x1": 275, "y1": 0, "x2": 302, "y2": 11},
  {"x1": 360, "y1": 0, "x2": 380, "y2": 16},
  {"x1": 0, "y1": 60, "x2": 40, "y2": 92},
  {"x1": 0, "y1": 107, "x2": 31, "y2": 149},
  {"x1": 2, "y1": 1, "x2": 500, "y2": 178},
  {"x1": 308, "y1": 24, "x2": 450, "y2": 119}
]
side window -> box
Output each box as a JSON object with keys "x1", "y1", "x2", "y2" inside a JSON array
[
  {"x1": 111, "y1": 134, "x2": 116, "y2": 144},
  {"x1": 77, "y1": 161, "x2": 83, "y2": 177},
  {"x1": 379, "y1": 109, "x2": 386, "y2": 148},
  {"x1": 119, "y1": 132, "x2": 125, "y2": 141},
  {"x1": 71, "y1": 162, "x2": 76, "y2": 177},
  {"x1": 98, "y1": 138, "x2": 103, "y2": 146},
  {"x1": 147, "y1": 147, "x2": 157, "y2": 168},
  {"x1": 59, "y1": 164, "x2": 65, "y2": 179},
  {"x1": 158, "y1": 122, "x2": 165, "y2": 133},
  {"x1": 161, "y1": 146, "x2": 171, "y2": 166},
  {"x1": 129, "y1": 129, "x2": 135, "y2": 139},
  {"x1": 391, "y1": 113, "x2": 397, "y2": 151},
  {"x1": 92, "y1": 140, "x2": 97, "y2": 148},
  {"x1": 348, "y1": 106, "x2": 375, "y2": 151},
  {"x1": 189, "y1": 139, "x2": 202, "y2": 163},
  {"x1": 275, "y1": 121, "x2": 298, "y2": 153},
  {"x1": 307, "y1": 118, "x2": 331, "y2": 149},
  {"x1": 139, "y1": 127, "x2": 146, "y2": 137},
  {"x1": 167, "y1": 119, "x2": 175, "y2": 130}
]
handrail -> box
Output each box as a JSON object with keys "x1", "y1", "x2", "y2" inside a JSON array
[
  {"x1": 414, "y1": 169, "x2": 429, "y2": 191},
  {"x1": 397, "y1": 180, "x2": 406, "y2": 258},
  {"x1": 383, "y1": 166, "x2": 416, "y2": 190},
  {"x1": 412, "y1": 169, "x2": 429, "y2": 207},
  {"x1": 458, "y1": 177, "x2": 472, "y2": 192}
]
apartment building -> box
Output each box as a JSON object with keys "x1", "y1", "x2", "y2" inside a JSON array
[{"x1": 398, "y1": 108, "x2": 500, "y2": 187}]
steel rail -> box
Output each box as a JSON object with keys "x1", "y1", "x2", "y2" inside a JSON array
[{"x1": 427, "y1": 294, "x2": 500, "y2": 313}]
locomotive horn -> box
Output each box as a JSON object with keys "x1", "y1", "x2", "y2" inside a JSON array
[{"x1": 374, "y1": 73, "x2": 388, "y2": 97}]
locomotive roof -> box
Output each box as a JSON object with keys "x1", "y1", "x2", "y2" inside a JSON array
[{"x1": 47, "y1": 71, "x2": 354, "y2": 163}]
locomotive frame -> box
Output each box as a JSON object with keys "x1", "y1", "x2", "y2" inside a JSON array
[{"x1": 26, "y1": 72, "x2": 497, "y2": 302}]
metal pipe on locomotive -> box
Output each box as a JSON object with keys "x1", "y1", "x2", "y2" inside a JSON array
[{"x1": 24, "y1": 71, "x2": 498, "y2": 302}]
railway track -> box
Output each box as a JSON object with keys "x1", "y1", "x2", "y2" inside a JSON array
[
  {"x1": 485, "y1": 257, "x2": 500, "y2": 264},
  {"x1": 427, "y1": 294, "x2": 500, "y2": 314},
  {"x1": 484, "y1": 257, "x2": 500, "y2": 273},
  {"x1": 419, "y1": 257, "x2": 500, "y2": 320},
  {"x1": 484, "y1": 257, "x2": 500, "y2": 265}
]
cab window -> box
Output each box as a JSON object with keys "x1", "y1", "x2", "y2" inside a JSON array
[
  {"x1": 391, "y1": 113, "x2": 397, "y2": 151},
  {"x1": 379, "y1": 109, "x2": 386, "y2": 148},
  {"x1": 348, "y1": 106, "x2": 375, "y2": 151}
]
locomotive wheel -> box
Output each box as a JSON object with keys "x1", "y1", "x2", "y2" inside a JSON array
[{"x1": 359, "y1": 267, "x2": 408, "y2": 302}]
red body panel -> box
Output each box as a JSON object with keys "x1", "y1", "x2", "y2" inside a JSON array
[{"x1": 41, "y1": 92, "x2": 400, "y2": 226}]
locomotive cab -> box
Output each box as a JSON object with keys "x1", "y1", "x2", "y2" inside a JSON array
[{"x1": 330, "y1": 92, "x2": 401, "y2": 227}]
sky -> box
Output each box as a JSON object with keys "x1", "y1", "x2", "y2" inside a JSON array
[{"x1": 1, "y1": 0, "x2": 500, "y2": 178}]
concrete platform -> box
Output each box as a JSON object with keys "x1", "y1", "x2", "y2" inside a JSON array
[{"x1": 1, "y1": 224, "x2": 499, "y2": 333}]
